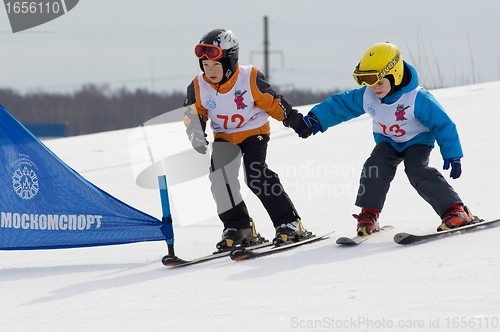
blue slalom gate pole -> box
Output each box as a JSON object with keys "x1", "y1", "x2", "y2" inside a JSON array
[{"x1": 158, "y1": 175, "x2": 175, "y2": 256}]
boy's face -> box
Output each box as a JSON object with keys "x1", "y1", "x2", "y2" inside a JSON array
[
  {"x1": 202, "y1": 60, "x2": 224, "y2": 84},
  {"x1": 369, "y1": 77, "x2": 391, "y2": 98}
]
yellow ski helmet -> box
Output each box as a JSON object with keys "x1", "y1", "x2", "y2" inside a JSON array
[{"x1": 353, "y1": 42, "x2": 404, "y2": 86}]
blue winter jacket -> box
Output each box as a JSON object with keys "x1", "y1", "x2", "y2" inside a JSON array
[{"x1": 309, "y1": 61, "x2": 463, "y2": 160}]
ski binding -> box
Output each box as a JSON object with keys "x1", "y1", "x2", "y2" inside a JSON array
[{"x1": 336, "y1": 225, "x2": 394, "y2": 245}]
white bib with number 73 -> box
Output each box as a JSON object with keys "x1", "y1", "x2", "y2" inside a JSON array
[{"x1": 363, "y1": 86, "x2": 429, "y2": 143}]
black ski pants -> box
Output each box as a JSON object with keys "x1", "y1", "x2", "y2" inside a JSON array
[
  {"x1": 355, "y1": 142, "x2": 462, "y2": 217},
  {"x1": 209, "y1": 135, "x2": 298, "y2": 229}
]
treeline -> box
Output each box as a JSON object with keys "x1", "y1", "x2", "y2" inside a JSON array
[{"x1": 0, "y1": 85, "x2": 341, "y2": 137}]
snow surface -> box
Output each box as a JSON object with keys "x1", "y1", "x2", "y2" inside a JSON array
[{"x1": 2, "y1": 82, "x2": 500, "y2": 332}]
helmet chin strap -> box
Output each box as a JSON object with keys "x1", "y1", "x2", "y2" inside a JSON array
[
  {"x1": 387, "y1": 68, "x2": 409, "y2": 97},
  {"x1": 214, "y1": 66, "x2": 235, "y2": 86},
  {"x1": 385, "y1": 75, "x2": 397, "y2": 97}
]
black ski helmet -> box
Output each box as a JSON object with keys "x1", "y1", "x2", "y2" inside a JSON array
[{"x1": 196, "y1": 28, "x2": 239, "y2": 83}]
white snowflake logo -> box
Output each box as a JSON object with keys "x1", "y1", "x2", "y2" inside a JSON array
[{"x1": 12, "y1": 165, "x2": 39, "y2": 200}]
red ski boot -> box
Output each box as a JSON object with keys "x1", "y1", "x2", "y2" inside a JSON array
[
  {"x1": 353, "y1": 208, "x2": 380, "y2": 236},
  {"x1": 437, "y1": 204, "x2": 473, "y2": 232}
]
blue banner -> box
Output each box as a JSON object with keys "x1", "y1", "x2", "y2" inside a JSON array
[{"x1": 0, "y1": 104, "x2": 166, "y2": 250}]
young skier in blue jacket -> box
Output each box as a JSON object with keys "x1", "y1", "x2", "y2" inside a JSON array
[{"x1": 284, "y1": 42, "x2": 473, "y2": 236}]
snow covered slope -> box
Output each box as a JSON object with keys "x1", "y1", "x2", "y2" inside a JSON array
[{"x1": 1, "y1": 82, "x2": 500, "y2": 332}]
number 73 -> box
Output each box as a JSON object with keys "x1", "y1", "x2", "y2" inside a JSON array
[{"x1": 378, "y1": 122, "x2": 406, "y2": 137}]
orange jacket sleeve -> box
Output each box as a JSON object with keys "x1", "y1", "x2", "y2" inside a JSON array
[{"x1": 249, "y1": 67, "x2": 294, "y2": 122}]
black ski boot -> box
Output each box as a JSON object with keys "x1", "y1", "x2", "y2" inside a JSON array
[
  {"x1": 273, "y1": 219, "x2": 308, "y2": 246},
  {"x1": 215, "y1": 218, "x2": 266, "y2": 251}
]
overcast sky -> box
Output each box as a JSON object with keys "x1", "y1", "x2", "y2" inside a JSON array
[{"x1": 1, "y1": 0, "x2": 500, "y2": 96}]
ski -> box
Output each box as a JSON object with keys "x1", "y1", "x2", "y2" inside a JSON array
[
  {"x1": 229, "y1": 231, "x2": 334, "y2": 261},
  {"x1": 336, "y1": 225, "x2": 394, "y2": 245},
  {"x1": 162, "y1": 240, "x2": 272, "y2": 268},
  {"x1": 394, "y1": 218, "x2": 500, "y2": 245}
]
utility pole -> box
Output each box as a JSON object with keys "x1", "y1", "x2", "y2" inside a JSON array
[
  {"x1": 264, "y1": 16, "x2": 269, "y2": 81},
  {"x1": 250, "y1": 16, "x2": 284, "y2": 85}
]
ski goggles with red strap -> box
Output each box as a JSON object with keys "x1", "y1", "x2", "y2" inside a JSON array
[{"x1": 194, "y1": 44, "x2": 223, "y2": 61}]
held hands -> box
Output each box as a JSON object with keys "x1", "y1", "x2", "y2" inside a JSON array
[
  {"x1": 443, "y1": 158, "x2": 462, "y2": 179},
  {"x1": 297, "y1": 114, "x2": 321, "y2": 138},
  {"x1": 284, "y1": 110, "x2": 321, "y2": 139}
]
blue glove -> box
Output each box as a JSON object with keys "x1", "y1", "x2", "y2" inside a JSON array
[
  {"x1": 443, "y1": 158, "x2": 462, "y2": 179},
  {"x1": 294, "y1": 114, "x2": 321, "y2": 139}
]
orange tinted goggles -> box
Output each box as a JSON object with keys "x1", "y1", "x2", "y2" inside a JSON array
[
  {"x1": 353, "y1": 68, "x2": 381, "y2": 86},
  {"x1": 353, "y1": 50, "x2": 401, "y2": 86},
  {"x1": 194, "y1": 44, "x2": 223, "y2": 61}
]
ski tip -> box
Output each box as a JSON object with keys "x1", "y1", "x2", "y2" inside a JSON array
[
  {"x1": 164, "y1": 262, "x2": 183, "y2": 267},
  {"x1": 229, "y1": 248, "x2": 253, "y2": 261},
  {"x1": 336, "y1": 237, "x2": 356, "y2": 245},
  {"x1": 393, "y1": 233, "x2": 412, "y2": 244},
  {"x1": 231, "y1": 253, "x2": 252, "y2": 261},
  {"x1": 161, "y1": 255, "x2": 188, "y2": 267}
]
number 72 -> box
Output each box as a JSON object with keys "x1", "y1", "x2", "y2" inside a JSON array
[{"x1": 217, "y1": 114, "x2": 245, "y2": 129}]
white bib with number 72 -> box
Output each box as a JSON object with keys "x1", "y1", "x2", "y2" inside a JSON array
[{"x1": 198, "y1": 65, "x2": 269, "y2": 134}]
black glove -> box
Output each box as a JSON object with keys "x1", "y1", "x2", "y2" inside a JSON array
[
  {"x1": 284, "y1": 110, "x2": 321, "y2": 139},
  {"x1": 295, "y1": 114, "x2": 321, "y2": 138},
  {"x1": 187, "y1": 127, "x2": 208, "y2": 154}
]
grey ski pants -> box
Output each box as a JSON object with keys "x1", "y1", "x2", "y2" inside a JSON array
[{"x1": 209, "y1": 135, "x2": 298, "y2": 229}]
